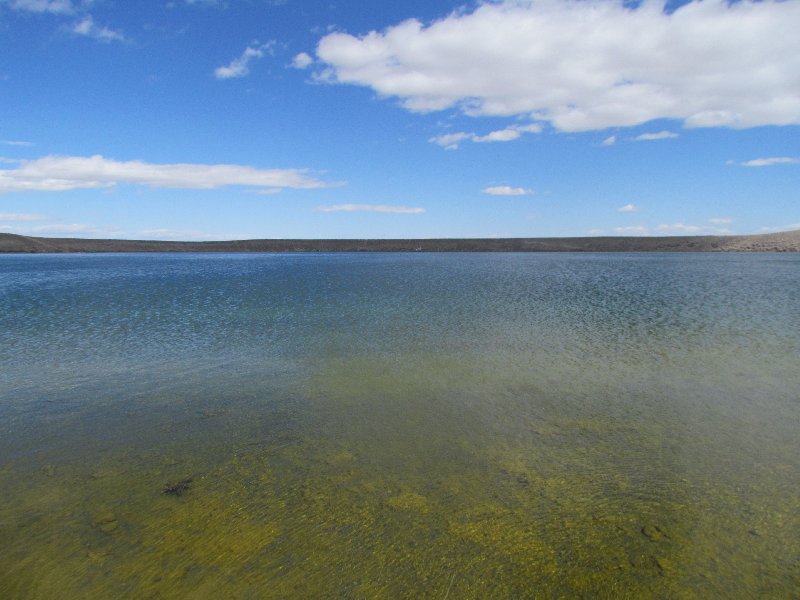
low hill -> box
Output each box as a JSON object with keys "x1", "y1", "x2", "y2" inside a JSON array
[{"x1": 1, "y1": 230, "x2": 799, "y2": 253}]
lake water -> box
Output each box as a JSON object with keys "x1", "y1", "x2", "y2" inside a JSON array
[{"x1": 1, "y1": 253, "x2": 798, "y2": 598}]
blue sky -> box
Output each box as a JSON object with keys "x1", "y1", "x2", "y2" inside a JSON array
[{"x1": 0, "y1": 0, "x2": 798, "y2": 240}]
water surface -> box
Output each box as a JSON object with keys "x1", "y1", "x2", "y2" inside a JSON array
[{"x1": 1, "y1": 253, "x2": 798, "y2": 598}]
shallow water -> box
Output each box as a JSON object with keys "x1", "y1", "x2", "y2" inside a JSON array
[{"x1": 1, "y1": 252, "x2": 798, "y2": 598}]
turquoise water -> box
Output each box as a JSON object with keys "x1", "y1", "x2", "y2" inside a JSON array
[{"x1": 1, "y1": 253, "x2": 798, "y2": 598}]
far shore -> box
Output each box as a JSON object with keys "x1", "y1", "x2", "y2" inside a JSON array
[{"x1": 1, "y1": 230, "x2": 799, "y2": 254}]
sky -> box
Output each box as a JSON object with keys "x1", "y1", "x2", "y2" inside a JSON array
[{"x1": 0, "y1": 0, "x2": 798, "y2": 240}]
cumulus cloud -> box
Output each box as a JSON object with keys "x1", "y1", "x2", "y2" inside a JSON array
[
  {"x1": 731, "y1": 157, "x2": 800, "y2": 167},
  {"x1": 634, "y1": 130, "x2": 679, "y2": 141},
  {"x1": 215, "y1": 42, "x2": 273, "y2": 79},
  {"x1": 72, "y1": 15, "x2": 125, "y2": 42},
  {"x1": 315, "y1": 0, "x2": 800, "y2": 132},
  {"x1": 429, "y1": 123, "x2": 541, "y2": 149},
  {"x1": 3, "y1": 0, "x2": 74, "y2": 13},
  {"x1": 316, "y1": 203, "x2": 425, "y2": 214},
  {"x1": 0, "y1": 155, "x2": 333, "y2": 193},
  {"x1": 0, "y1": 212, "x2": 47, "y2": 221},
  {"x1": 291, "y1": 52, "x2": 313, "y2": 69},
  {"x1": 617, "y1": 203, "x2": 640, "y2": 212},
  {"x1": 483, "y1": 186, "x2": 532, "y2": 196}
]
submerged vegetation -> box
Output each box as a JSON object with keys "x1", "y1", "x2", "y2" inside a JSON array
[{"x1": 1, "y1": 252, "x2": 798, "y2": 597}]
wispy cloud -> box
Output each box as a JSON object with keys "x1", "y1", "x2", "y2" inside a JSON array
[
  {"x1": 1, "y1": 140, "x2": 34, "y2": 147},
  {"x1": 3, "y1": 2, "x2": 128, "y2": 43},
  {"x1": 0, "y1": 222, "x2": 129, "y2": 238},
  {"x1": 613, "y1": 225, "x2": 649, "y2": 235},
  {"x1": 0, "y1": 155, "x2": 334, "y2": 193},
  {"x1": 483, "y1": 186, "x2": 532, "y2": 196},
  {"x1": 316, "y1": 203, "x2": 425, "y2": 214},
  {"x1": 730, "y1": 157, "x2": 800, "y2": 167},
  {"x1": 617, "y1": 203, "x2": 640, "y2": 213},
  {"x1": 4, "y1": 0, "x2": 74, "y2": 14},
  {"x1": 601, "y1": 136, "x2": 616, "y2": 146},
  {"x1": 633, "y1": 131, "x2": 679, "y2": 141},
  {"x1": 429, "y1": 124, "x2": 540, "y2": 149},
  {"x1": 598, "y1": 222, "x2": 735, "y2": 236},
  {"x1": 656, "y1": 223, "x2": 703, "y2": 234},
  {"x1": 759, "y1": 223, "x2": 800, "y2": 233},
  {"x1": 72, "y1": 15, "x2": 125, "y2": 42},
  {"x1": 214, "y1": 42, "x2": 273, "y2": 79},
  {"x1": 138, "y1": 228, "x2": 254, "y2": 241},
  {"x1": 316, "y1": 0, "x2": 800, "y2": 132},
  {"x1": 0, "y1": 212, "x2": 47, "y2": 221},
  {"x1": 71, "y1": 15, "x2": 125, "y2": 42}
]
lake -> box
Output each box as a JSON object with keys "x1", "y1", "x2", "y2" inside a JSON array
[{"x1": 1, "y1": 253, "x2": 798, "y2": 598}]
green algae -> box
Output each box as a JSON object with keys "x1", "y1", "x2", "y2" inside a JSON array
[{"x1": 2, "y1": 341, "x2": 800, "y2": 597}]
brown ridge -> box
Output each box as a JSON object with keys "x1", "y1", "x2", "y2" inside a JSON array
[{"x1": 1, "y1": 230, "x2": 799, "y2": 253}]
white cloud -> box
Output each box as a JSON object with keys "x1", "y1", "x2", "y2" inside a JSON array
[
  {"x1": 291, "y1": 52, "x2": 313, "y2": 69},
  {"x1": 315, "y1": 0, "x2": 800, "y2": 132},
  {"x1": 2, "y1": 2, "x2": 126, "y2": 43},
  {"x1": 138, "y1": 228, "x2": 254, "y2": 241},
  {"x1": 0, "y1": 212, "x2": 46, "y2": 221},
  {"x1": 316, "y1": 203, "x2": 425, "y2": 214},
  {"x1": 709, "y1": 217, "x2": 733, "y2": 224},
  {"x1": 617, "y1": 203, "x2": 640, "y2": 212},
  {"x1": 601, "y1": 136, "x2": 616, "y2": 146},
  {"x1": 606, "y1": 222, "x2": 735, "y2": 236},
  {"x1": 428, "y1": 132, "x2": 472, "y2": 150},
  {"x1": 72, "y1": 15, "x2": 125, "y2": 42},
  {"x1": 215, "y1": 42, "x2": 273, "y2": 79},
  {"x1": 633, "y1": 130, "x2": 679, "y2": 141},
  {"x1": 429, "y1": 123, "x2": 541, "y2": 149},
  {"x1": 0, "y1": 140, "x2": 34, "y2": 147},
  {"x1": 4, "y1": 0, "x2": 74, "y2": 14},
  {"x1": 732, "y1": 157, "x2": 800, "y2": 167},
  {"x1": 613, "y1": 225, "x2": 649, "y2": 235},
  {"x1": 656, "y1": 223, "x2": 703, "y2": 234},
  {"x1": 483, "y1": 186, "x2": 532, "y2": 196},
  {"x1": 759, "y1": 223, "x2": 800, "y2": 233},
  {"x1": 29, "y1": 223, "x2": 110, "y2": 234},
  {"x1": 0, "y1": 155, "x2": 333, "y2": 193},
  {"x1": 8, "y1": 223, "x2": 128, "y2": 237}
]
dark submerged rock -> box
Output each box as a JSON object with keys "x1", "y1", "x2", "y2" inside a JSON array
[{"x1": 163, "y1": 477, "x2": 193, "y2": 497}]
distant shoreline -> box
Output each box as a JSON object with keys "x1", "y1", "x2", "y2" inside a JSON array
[{"x1": 1, "y1": 230, "x2": 799, "y2": 253}]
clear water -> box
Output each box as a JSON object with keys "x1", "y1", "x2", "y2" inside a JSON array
[{"x1": 1, "y1": 253, "x2": 798, "y2": 598}]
